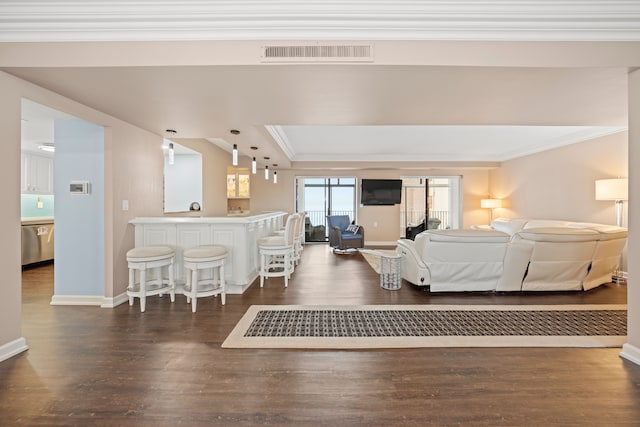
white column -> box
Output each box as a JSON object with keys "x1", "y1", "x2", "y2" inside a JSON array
[{"x1": 621, "y1": 69, "x2": 640, "y2": 365}]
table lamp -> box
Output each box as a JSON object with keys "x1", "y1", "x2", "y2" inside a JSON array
[{"x1": 480, "y1": 198, "x2": 502, "y2": 222}]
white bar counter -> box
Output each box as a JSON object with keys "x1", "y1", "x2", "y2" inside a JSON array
[{"x1": 130, "y1": 212, "x2": 286, "y2": 294}]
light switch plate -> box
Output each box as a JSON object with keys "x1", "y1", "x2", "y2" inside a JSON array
[{"x1": 122, "y1": 200, "x2": 129, "y2": 211}]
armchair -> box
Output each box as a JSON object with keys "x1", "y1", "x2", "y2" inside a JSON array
[{"x1": 327, "y1": 215, "x2": 365, "y2": 252}]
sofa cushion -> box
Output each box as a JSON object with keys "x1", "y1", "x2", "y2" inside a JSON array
[
  {"x1": 427, "y1": 229, "x2": 510, "y2": 243},
  {"x1": 341, "y1": 232, "x2": 363, "y2": 240},
  {"x1": 517, "y1": 227, "x2": 599, "y2": 242},
  {"x1": 328, "y1": 215, "x2": 351, "y2": 231},
  {"x1": 567, "y1": 223, "x2": 628, "y2": 240},
  {"x1": 522, "y1": 219, "x2": 571, "y2": 229},
  {"x1": 490, "y1": 218, "x2": 528, "y2": 235}
]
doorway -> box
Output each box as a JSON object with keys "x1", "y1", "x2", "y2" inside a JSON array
[
  {"x1": 400, "y1": 176, "x2": 462, "y2": 238},
  {"x1": 21, "y1": 99, "x2": 106, "y2": 303},
  {"x1": 295, "y1": 177, "x2": 357, "y2": 242}
]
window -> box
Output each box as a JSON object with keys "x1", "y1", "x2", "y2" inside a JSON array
[
  {"x1": 400, "y1": 176, "x2": 462, "y2": 236},
  {"x1": 296, "y1": 177, "x2": 357, "y2": 242}
]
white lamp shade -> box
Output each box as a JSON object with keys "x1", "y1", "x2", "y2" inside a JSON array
[
  {"x1": 480, "y1": 198, "x2": 502, "y2": 209},
  {"x1": 595, "y1": 178, "x2": 628, "y2": 201},
  {"x1": 232, "y1": 144, "x2": 238, "y2": 166}
]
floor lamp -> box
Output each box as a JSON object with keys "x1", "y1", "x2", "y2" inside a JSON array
[{"x1": 595, "y1": 178, "x2": 628, "y2": 284}]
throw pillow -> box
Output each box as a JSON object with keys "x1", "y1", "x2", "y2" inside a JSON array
[{"x1": 346, "y1": 224, "x2": 360, "y2": 234}]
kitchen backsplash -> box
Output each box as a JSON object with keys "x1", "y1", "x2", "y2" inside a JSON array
[{"x1": 21, "y1": 194, "x2": 54, "y2": 218}]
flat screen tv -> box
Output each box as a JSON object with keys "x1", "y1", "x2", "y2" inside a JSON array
[{"x1": 361, "y1": 179, "x2": 402, "y2": 205}]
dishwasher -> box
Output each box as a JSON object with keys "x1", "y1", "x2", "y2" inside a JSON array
[{"x1": 22, "y1": 222, "x2": 55, "y2": 266}]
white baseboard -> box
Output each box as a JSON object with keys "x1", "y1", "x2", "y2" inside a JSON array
[
  {"x1": 620, "y1": 343, "x2": 640, "y2": 366},
  {"x1": 50, "y1": 295, "x2": 105, "y2": 306},
  {"x1": 101, "y1": 292, "x2": 129, "y2": 308},
  {"x1": 365, "y1": 241, "x2": 398, "y2": 247},
  {"x1": 0, "y1": 337, "x2": 28, "y2": 363}
]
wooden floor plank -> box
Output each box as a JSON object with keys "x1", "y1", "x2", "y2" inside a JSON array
[{"x1": 2, "y1": 244, "x2": 638, "y2": 426}]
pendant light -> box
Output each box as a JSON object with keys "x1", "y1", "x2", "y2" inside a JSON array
[
  {"x1": 230, "y1": 129, "x2": 240, "y2": 166},
  {"x1": 273, "y1": 170, "x2": 278, "y2": 184},
  {"x1": 252, "y1": 157, "x2": 257, "y2": 174},
  {"x1": 165, "y1": 129, "x2": 177, "y2": 165},
  {"x1": 168, "y1": 142, "x2": 175, "y2": 165},
  {"x1": 264, "y1": 165, "x2": 269, "y2": 180}
]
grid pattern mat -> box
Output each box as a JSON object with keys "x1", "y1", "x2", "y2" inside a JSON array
[{"x1": 244, "y1": 309, "x2": 627, "y2": 337}]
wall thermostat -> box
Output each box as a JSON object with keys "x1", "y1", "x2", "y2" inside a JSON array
[{"x1": 70, "y1": 181, "x2": 90, "y2": 194}]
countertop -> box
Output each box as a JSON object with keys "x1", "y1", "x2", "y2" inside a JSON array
[
  {"x1": 129, "y1": 211, "x2": 286, "y2": 225},
  {"x1": 21, "y1": 217, "x2": 54, "y2": 225}
]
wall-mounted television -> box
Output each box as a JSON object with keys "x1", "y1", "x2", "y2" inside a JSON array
[{"x1": 361, "y1": 179, "x2": 402, "y2": 206}]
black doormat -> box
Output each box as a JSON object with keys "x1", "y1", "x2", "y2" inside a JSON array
[
  {"x1": 244, "y1": 308, "x2": 626, "y2": 337},
  {"x1": 222, "y1": 305, "x2": 627, "y2": 349}
]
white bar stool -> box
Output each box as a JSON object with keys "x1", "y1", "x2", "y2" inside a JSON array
[
  {"x1": 182, "y1": 245, "x2": 227, "y2": 312},
  {"x1": 259, "y1": 214, "x2": 298, "y2": 288},
  {"x1": 272, "y1": 212, "x2": 305, "y2": 265},
  {"x1": 126, "y1": 246, "x2": 176, "y2": 312}
]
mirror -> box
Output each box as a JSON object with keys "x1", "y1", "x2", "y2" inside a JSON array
[{"x1": 163, "y1": 140, "x2": 203, "y2": 213}]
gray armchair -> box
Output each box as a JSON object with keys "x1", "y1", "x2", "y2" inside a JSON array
[{"x1": 327, "y1": 215, "x2": 365, "y2": 252}]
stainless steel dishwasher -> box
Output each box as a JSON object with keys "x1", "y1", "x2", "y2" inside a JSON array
[{"x1": 21, "y1": 221, "x2": 55, "y2": 266}]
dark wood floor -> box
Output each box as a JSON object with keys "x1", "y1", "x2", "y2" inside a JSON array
[{"x1": 2, "y1": 244, "x2": 639, "y2": 426}]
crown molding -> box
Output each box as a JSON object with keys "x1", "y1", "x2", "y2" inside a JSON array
[
  {"x1": 265, "y1": 125, "x2": 296, "y2": 160},
  {"x1": 1, "y1": 1, "x2": 640, "y2": 42}
]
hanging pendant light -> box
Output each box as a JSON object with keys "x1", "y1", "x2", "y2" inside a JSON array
[
  {"x1": 251, "y1": 157, "x2": 257, "y2": 174},
  {"x1": 230, "y1": 130, "x2": 240, "y2": 166},
  {"x1": 168, "y1": 142, "x2": 175, "y2": 165},
  {"x1": 165, "y1": 129, "x2": 177, "y2": 165},
  {"x1": 273, "y1": 170, "x2": 278, "y2": 184},
  {"x1": 264, "y1": 165, "x2": 269, "y2": 180}
]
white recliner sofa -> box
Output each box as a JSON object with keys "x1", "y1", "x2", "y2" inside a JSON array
[{"x1": 397, "y1": 218, "x2": 627, "y2": 292}]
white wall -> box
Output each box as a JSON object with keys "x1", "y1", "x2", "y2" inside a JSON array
[
  {"x1": 0, "y1": 72, "x2": 27, "y2": 361},
  {"x1": 53, "y1": 118, "x2": 105, "y2": 298},
  {"x1": 490, "y1": 131, "x2": 628, "y2": 224},
  {"x1": 622, "y1": 69, "x2": 640, "y2": 365}
]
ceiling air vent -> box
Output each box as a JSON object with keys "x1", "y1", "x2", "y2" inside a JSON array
[{"x1": 261, "y1": 43, "x2": 374, "y2": 63}]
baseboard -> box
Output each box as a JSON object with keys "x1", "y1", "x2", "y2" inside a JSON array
[
  {"x1": 365, "y1": 241, "x2": 398, "y2": 247},
  {"x1": 101, "y1": 292, "x2": 129, "y2": 308},
  {"x1": 0, "y1": 337, "x2": 29, "y2": 363},
  {"x1": 50, "y1": 295, "x2": 105, "y2": 306},
  {"x1": 620, "y1": 343, "x2": 640, "y2": 366}
]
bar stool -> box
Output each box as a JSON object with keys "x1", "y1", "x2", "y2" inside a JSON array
[
  {"x1": 272, "y1": 212, "x2": 305, "y2": 265},
  {"x1": 126, "y1": 245, "x2": 175, "y2": 313},
  {"x1": 259, "y1": 213, "x2": 298, "y2": 288},
  {"x1": 293, "y1": 211, "x2": 306, "y2": 265},
  {"x1": 182, "y1": 245, "x2": 227, "y2": 312}
]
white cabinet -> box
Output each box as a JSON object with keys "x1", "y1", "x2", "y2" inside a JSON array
[
  {"x1": 227, "y1": 172, "x2": 250, "y2": 198},
  {"x1": 22, "y1": 152, "x2": 54, "y2": 194}
]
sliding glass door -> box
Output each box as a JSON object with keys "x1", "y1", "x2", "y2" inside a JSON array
[
  {"x1": 400, "y1": 176, "x2": 462, "y2": 237},
  {"x1": 296, "y1": 177, "x2": 357, "y2": 242}
]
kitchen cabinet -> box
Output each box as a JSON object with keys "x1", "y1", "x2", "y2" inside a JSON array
[{"x1": 22, "y1": 152, "x2": 54, "y2": 195}]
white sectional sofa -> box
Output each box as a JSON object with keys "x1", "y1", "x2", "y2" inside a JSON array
[{"x1": 396, "y1": 218, "x2": 627, "y2": 292}]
